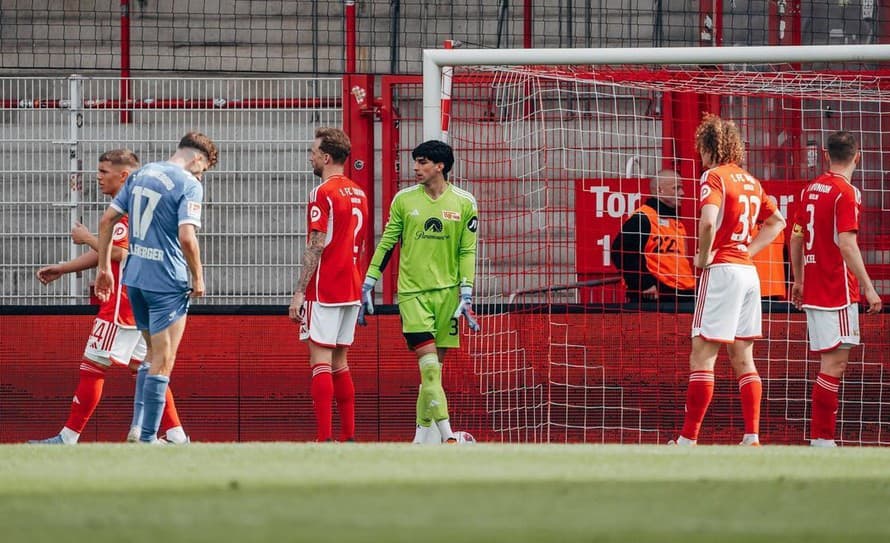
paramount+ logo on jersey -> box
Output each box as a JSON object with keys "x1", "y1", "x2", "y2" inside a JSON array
[{"x1": 416, "y1": 217, "x2": 449, "y2": 240}]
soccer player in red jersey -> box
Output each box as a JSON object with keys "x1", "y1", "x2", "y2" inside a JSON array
[
  {"x1": 671, "y1": 114, "x2": 786, "y2": 446},
  {"x1": 30, "y1": 150, "x2": 188, "y2": 444},
  {"x1": 289, "y1": 127, "x2": 369, "y2": 442},
  {"x1": 790, "y1": 130, "x2": 882, "y2": 447}
]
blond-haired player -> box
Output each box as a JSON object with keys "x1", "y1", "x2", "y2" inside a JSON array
[{"x1": 671, "y1": 114, "x2": 785, "y2": 446}]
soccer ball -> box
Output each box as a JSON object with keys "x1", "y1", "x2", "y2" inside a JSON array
[{"x1": 452, "y1": 430, "x2": 476, "y2": 444}]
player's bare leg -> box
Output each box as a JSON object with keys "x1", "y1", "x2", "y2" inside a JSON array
[
  {"x1": 729, "y1": 339, "x2": 762, "y2": 446},
  {"x1": 811, "y1": 348, "x2": 849, "y2": 447}
]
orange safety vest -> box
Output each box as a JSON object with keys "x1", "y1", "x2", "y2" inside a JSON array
[
  {"x1": 752, "y1": 228, "x2": 786, "y2": 299},
  {"x1": 636, "y1": 205, "x2": 696, "y2": 291}
]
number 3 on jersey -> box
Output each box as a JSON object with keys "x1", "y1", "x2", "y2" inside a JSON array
[
  {"x1": 130, "y1": 186, "x2": 161, "y2": 240},
  {"x1": 730, "y1": 194, "x2": 762, "y2": 244},
  {"x1": 803, "y1": 203, "x2": 816, "y2": 251}
]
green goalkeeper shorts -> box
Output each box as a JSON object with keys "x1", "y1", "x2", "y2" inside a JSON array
[{"x1": 399, "y1": 286, "x2": 461, "y2": 349}]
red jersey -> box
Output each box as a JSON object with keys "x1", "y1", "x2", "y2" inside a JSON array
[
  {"x1": 97, "y1": 216, "x2": 136, "y2": 327},
  {"x1": 698, "y1": 163, "x2": 778, "y2": 266},
  {"x1": 792, "y1": 171, "x2": 861, "y2": 309},
  {"x1": 305, "y1": 174, "x2": 369, "y2": 304}
]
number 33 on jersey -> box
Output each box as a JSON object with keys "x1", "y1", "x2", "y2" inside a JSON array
[{"x1": 699, "y1": 164, "x2": 778, "y2": 266}]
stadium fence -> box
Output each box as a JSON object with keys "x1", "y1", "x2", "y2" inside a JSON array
[{"x1": 2, "y1": 42, "x2": 890, "y2": 444}]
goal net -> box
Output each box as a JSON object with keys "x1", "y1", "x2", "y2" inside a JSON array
[{"x1": 423, "y1": 46, "x2": 890, "y2": 445}]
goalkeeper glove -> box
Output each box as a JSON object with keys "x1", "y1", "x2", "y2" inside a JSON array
[
  {"x1": 357, "y1": 277, "x2": 376, "y2": 326},
  {"x1": 452, "y1": 286, "x2": 480, "y2": 332}
]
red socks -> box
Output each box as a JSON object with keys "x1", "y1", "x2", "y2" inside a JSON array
[
  {"x1": 64, "y1": 362, "x2": 107, "y2": 433},
  {"x1": 680, "y1": 370, "x2": 715, "y2": 441},
  {"x1": 159, "y1": 386, "x2": 182, "y2": 434},
  {"x1": 811, "y1": 373, "x2": 840, "y2": 440},
  {"x1": 680, "y1": 371, "x2": 763, "y2": 441},
  {"x1": 333, "y1": 367, "x2": 356, "y2": 441},
  {"x1": 737, "y1": 372, "x2": 762, "y2": 435},
  {"x1": 311, "y1": 364, "x2": 356, "y2": 442},
  {"x1": 311, "y1": 363, "x2": 334, "y2": 441}
]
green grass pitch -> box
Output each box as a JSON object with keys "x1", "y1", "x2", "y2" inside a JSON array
[{"x1": 2, "y1": 443, "x2": 889, "y2": 542}]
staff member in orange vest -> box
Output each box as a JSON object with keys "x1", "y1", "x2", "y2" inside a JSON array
[
  {"x1": 612, "y1": 169, "x2": 696, "y2": 304},
  {"x1": 752, "y1": 224, "x2": 787, "y2": 301}
]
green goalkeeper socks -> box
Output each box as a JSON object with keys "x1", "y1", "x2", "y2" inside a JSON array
[
  {"x1": 416, "y1": 384, "x2": 430, "y2": 426},
  {"x1": 417, "y1": 353, "x2": 449, "y2": 423}
]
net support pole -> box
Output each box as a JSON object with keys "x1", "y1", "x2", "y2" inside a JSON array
[
  {"x1": 67, "y1": 75, "x2": 84, "y2": 302},
  {"x1": 344, "y1": 0, "x2": 356, "y2": 73},
  {"x1": 120, "y1": 0, "x2": 131, "y2": 124},
  {"x1": 440, "y1": 40, "x2": 454, "y2": 142},
  {"x1": 422, "y1": 44, "x2": 890, "y2": 141}
]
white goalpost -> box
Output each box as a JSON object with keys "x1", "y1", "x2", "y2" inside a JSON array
[
  {"x1": 422, "y1": 44, "x2": 890, "y2": 141},
  {"x1": 420, "y1": 45, "x2": 890, "y2": 445}
]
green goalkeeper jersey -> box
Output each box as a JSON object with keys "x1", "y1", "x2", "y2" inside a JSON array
[{"x1": 367, "y1": 183, "x2": 478, "y2": 296}]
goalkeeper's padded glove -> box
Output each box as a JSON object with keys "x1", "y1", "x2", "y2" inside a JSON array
[
  {"x1": 357, "y1": 277, "x2": 376, "y2": 326},
  {"x1": 453, "y1": 286, "x2": 480, "y2": 332}
]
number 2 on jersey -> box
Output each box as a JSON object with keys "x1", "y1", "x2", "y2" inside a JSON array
[
  {"x1": 130, "y1": 186, "x2": 161, "y2": 240},
  {"x1": 351, "y1": 206, "x2": 364, "y2": 262}
]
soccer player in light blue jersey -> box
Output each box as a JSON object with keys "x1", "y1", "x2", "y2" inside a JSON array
[{"x1": 95, "y1": 132, "x2": 218, "y2": 443}]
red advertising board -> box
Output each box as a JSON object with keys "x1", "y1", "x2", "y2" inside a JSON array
[{"x1": 574, "y1": 177, "x2": 809, "y2": 303}]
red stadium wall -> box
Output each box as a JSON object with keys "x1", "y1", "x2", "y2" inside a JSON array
[{"x1": 1, "y1": 312, "x2": 887, "y2": 444}]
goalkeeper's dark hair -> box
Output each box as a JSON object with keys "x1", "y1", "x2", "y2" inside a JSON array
[
  {"x1": 826, "y1": 130, "x2": 858, "y2": 164},
  {"x1": 178, "y1": 131, "x2": 218, "y2": 169},
  {"x1": 412, "y1": 140, "x2": 455, "y2": 179},
  {"x1": 98, "y1": 149, "x2": 140, "y2": 169},
  {"x1": 695, "y1": 113, "x2": 745, "y2": 166}
]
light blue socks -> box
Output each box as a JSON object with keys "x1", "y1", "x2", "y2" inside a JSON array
[
  {"x1": 140, "y1": 374, "x2": 169, "y2": 443},
  {"x1": 131, "y1": 361, "x2": 150, "y2": 429}
]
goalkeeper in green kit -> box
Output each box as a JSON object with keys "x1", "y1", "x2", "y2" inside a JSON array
[{"x1": 359, "y1": 140, "x2": 479, "y2": 443}]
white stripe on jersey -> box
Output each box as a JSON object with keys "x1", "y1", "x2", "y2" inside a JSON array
[
  {"x1": 324, "y1": 196, "x2": 334, "y2": 246},
  {"x1": 312, "y1": 196, "x2": 337, "y2": 300},
  {"x1": 451, "y1": 185, "x2": 478, "y2": 207},
  {"x1": 391, "y1": 184, "x2": 422, "y2": 203}
]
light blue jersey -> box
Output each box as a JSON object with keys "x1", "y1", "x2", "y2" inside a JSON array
[{"x1": 111, "y1": 161, "x2": 203, "y2": 292}]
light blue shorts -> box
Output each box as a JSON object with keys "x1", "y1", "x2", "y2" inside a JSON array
[{"x1": 128, "y1": 286, "x2": 191, "y2": 335}]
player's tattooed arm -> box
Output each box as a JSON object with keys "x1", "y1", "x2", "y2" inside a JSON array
[
  {"x1": 294, "y1": 230, "x2": 327, "y2": 294},
  {"x1": 289, "y1": 230, "x2": 326, "y2": 322}
]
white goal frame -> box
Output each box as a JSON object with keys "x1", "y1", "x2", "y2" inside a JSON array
[
  {"x1": 418, "y1": 45, "x2": 890, "y2": 444},
  {"x1": 421, "y1": 44, "x2": 890, "y2": 141}
]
